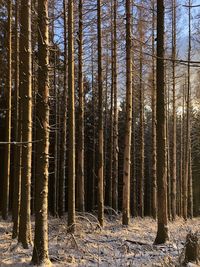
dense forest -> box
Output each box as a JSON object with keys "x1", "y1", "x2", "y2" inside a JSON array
[{"x1": 0, "y1": 0, "x2": 199, "y2": 266}]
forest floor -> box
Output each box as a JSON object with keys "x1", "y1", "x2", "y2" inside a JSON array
[{"x1": 0, "y1": 213, "x2": 199, "y2": 266}]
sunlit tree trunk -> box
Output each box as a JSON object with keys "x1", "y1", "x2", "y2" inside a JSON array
[
  {"x1": 18, "y1": 0, "x2": 32, "y2": 248},
  {"x1": 122, "y1": 0, "x2": 132, "y2": 225},
  {"x1": 154, "y1": 0, "x2": 169, "y2": 244},
  {"x1": 32, "y1": 0, "x2": 51, "y2": 264},
  {"x1": 12, "y1": 0, "x2": 21, "y2": 238}
]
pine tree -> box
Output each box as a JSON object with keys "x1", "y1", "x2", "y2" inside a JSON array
[
  {"x1": 122, "y1": 0, "x2": 132, "y2": 225},
  {"x1": 77, "y1": 0, "x2": 85, "y2": 212},
  {"x1": 2, "y1": 0, "x2": 12, "y2": 221},
  {"x1": 97, "y1": 0, "x2": 104, "y2": 226},
  {"x1": 18, "y1": 0, "x2": 32, "y2": 248},
  {"x1": 68, "y1": 0, "x2": 76, "y2": 231},
  {"x1": 154, "y1": 0, "x2": 169, "y2": 244},
  {"x1": 32, "y1": 0, "x2": 51, "y2": 264}
]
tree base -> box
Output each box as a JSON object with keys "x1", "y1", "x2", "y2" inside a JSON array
[
  {"x1": 31, "y1": 257, "x2": 51, "y2": 266},
  {"x1": 154, "y1": 223, "x2": 169, "y2": 244}
]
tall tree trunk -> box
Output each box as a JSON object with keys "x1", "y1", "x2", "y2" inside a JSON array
[
  {"x1": 32, "y1": 0, "x2": 51, "y2": 264},
  {"x1": 97, "y1": 0, "x2": 104, "y2": 227},
  {"x1": 12, "y1": 0, "x2": 21, "y2": 238},
  {"x1": 112, "y1": 0, "x2": 118, "y2": 212},
  {"x1": 109, "y1": 17, "x2": 114, "y2": 207},
  {"x1": 122, "y1": 0, "x2": 132, "y2": 225},
  {"x1": 154, "y1": 0, "x2": 169, "y2": 244},
  {"x1": 166, "y1": 81, "x2": 171, "y2": 220},
  {"x1": 2, "y1": 0, "x2": 12, "y2": 221},
  {"x1": 68, "y1": 0, "x2": 76, "y2": 231},
  {"x1": 77, "y1": 0, "x2": 85, "y2": 212},
  {"x1": 18, "y1": 0, "x2": 32, "y2": 248},
  {"x1": 187, "y1": 27, "x2": 193, "y2": 217},
  {"x1": 59, "y1": 0, "x2": 67, "y2": 217},
  {"x1": 183, "y1": 1, "x2": 191, "y2": 220},
  {"x1": 138, "y1": 7, "x2": 144, "y2": 218},
  {"x1": 54, "y1": 48, "x2": 59, "y2": 217},
  {"x1": 131, "y1": 57, "x2": 137, "y2": 217},
  {"x1": 182, "y1": 82, "x2": 186, "y2": 217},
  {"x1": 171, "y1": 0, "x2": 177, "y2": 221},
  {"x1": 91, "y1": 42, "x2": 96, "y2": 210},
  {"x1": 151, "y1": 0, "x2": 157, "y2": 220}
]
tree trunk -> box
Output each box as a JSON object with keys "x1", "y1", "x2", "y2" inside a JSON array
[
  {"x1": 68, "y1": 0, "x2": 76, "y2": 232},
  {"x1": 58, "y1": 0, "x2": 68, "y2": 217},
  {"x1": 122, "y1": 0, "x2": 132, "y2": 226},
  {"x1": 112, "y1": 0, "x2": 118, "y2": 212},
  {"x1": 32, "y1": 0, "x2": 51, "y2": 264},
  {"x1": 18, "y1": 0, "x2": 32, "y2": 248},
  {"x1": 138, "y1": 7, "x2": 144, "y2": 218},
  {"x1": 77, "y1": 0, "x2": 85, "y2": 212},
  {"x1": 183, "y1": 1, "x2": 191, "y2": 220},
  {"x1": 12, "y1": 0, "x2": 21, "y2": 238},
  {"x1": 188, "y1": 143, "x2": 193, "y2": 218},
  {"x1": 97, "y1": 0, "x2": 104, "y2": 227},
  {"x1": 91, "y1": 42, "x2": 96, "y2": 211},
  {"x1": 171, "y1": 0, "x2": 177, "y2": 221},
  {"x1": 2, "y1": 0, "x2": 12, "y2": 221},
  {"x1": 151, "y1": 0, "x2": 157, "y2": 220},
  {"x1": 154, "y1": 0, "x2": 169, "y2": 244}
]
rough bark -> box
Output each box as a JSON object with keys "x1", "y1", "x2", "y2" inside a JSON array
[
  {"x1": 122, "y1": 0, "x2": 132, "y2": 226},
  {"x1": 112, "y1": 0, "x2": 118, "y2": 212},
  {"x1": 2, "y1": 0, "x2": 12, "y2": 221},
  {"x1": 171, "y1": 0, "x2": 177, "y2": 221},
  {"x1": 138, "y1": 7, "x2": 144, "y2": 218},
  {"x1": 58, "y1": 0, "x2": 67, "y2": 217},
  {"x1": 97, "y1": 0, "x2": 104, "y2": 227},
  {"x1": 12, "y1": 0, "x2": 21, "y2": 238},
  {"x1": 154, "y1": 0, "x2": 169, "y2": 244},
  {"x1": 77, "y1": 0, "x2": 85, "y2": 212},
  {"x1": 68, "y1": 0, "x2": 76, "y2": 232},
  {"x1": 32, "y1": 0, "x2": 51, "y2": 264},
  {"x1": 151, "y1": 0, "x2": 157, "y2": 220},
  {"x1": 18, "y1": 0, "x2": 32, "y2": 248},
  {"x1": 183, "y1": 1, "x2": 191, "y2": 220}
]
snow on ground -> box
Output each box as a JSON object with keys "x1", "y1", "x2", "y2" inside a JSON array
[{"x1": 0, "y1": 214, "x2": 199, "y2": 266}]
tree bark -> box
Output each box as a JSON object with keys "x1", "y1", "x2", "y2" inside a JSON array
[
  {"x1": 138, "y1": 7, "x2": 144, "y2": 218},
  {"x1": 12, "y1": 0, "x2": 21, "y2": 238},
  {"x1": 68, "y1": 0, "x2": 76, "y2": 232},
  {"x1": 122, "y1": 0, "x2": 132, "y2": 225},
  {"x1": 58, "y1": 0, "x2": 68, "y2": 217},
  {"x1": 2, "y1": 0, "x2": 12, "y2": 221},
  {"x1": 171, "y1": 0, "x2": 177, "y2": 221},
  {"x1": 32, "y1": 0, "x2": 51, "y2": 264},
  {"x1": 97, "y1": 0, "x2": 104, "y2": 227},
  {"x1": 18, "y1": 0, "x2": 32, "y2": 248},
  {"x1": 151, "y1": 0, "x2": 157, "y2": 220},
  {"x1": 154, "y1": 0, "x2": 169, "y2": 244},
  {"x1": 77, "y1": 0, "x2": 85, "y2": 212},
  {"x1": 112, "y1": 0, "x2": 118, "y2": 212}
]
